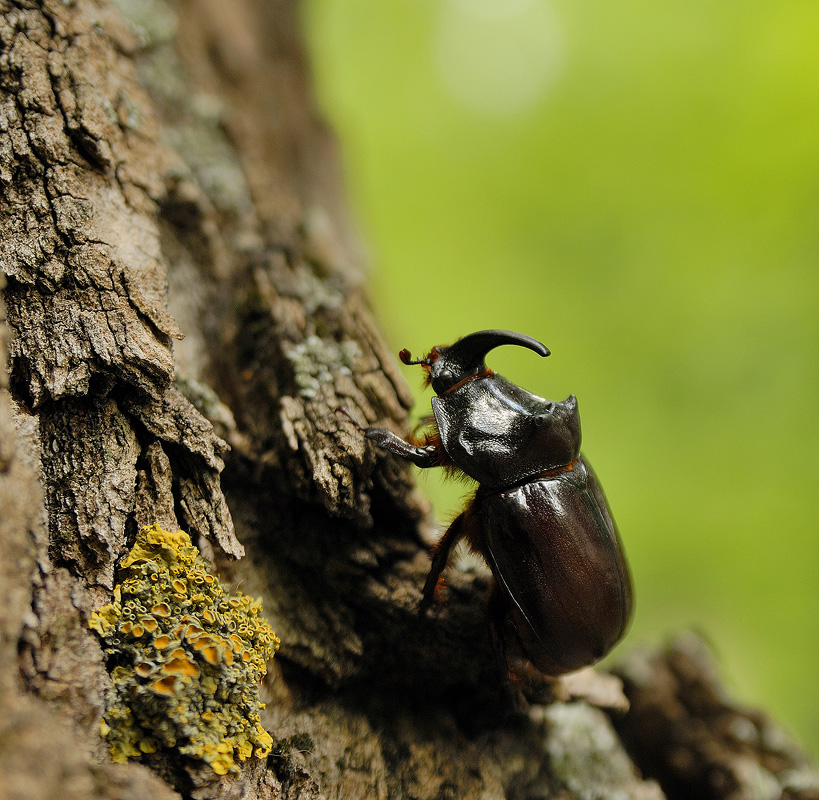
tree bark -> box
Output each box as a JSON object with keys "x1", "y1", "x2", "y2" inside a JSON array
[{"x1": 1, "y1": 1, "x2": 816, "y2": 798}]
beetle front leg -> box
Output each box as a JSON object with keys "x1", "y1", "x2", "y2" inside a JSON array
[
  {"x1": 337, "y1": 407, "x2": 443, "y2": 468},
  {"x1": 363, "y1": 427, "x2": 441, "y2": 468}
]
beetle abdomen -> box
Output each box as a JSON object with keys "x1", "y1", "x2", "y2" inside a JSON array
[{"x1": 479, "y1": 457, "x2": 632, "y2": 674}]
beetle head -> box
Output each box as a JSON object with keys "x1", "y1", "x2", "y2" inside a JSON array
[{"x1": 401, "y1": 329, "x2": 550, "y2": 395}]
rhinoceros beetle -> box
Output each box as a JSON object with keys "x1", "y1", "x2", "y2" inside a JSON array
[{"x1": 351, "y1": 329, "x2": 632, "y2": 692}]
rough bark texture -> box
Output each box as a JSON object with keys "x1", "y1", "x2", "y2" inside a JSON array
[{"x1": 0, "y1": 1, "x2": 817, "y2": 799}]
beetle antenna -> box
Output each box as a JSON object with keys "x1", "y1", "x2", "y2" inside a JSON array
[
  {"x1": 335, "y1": 406, "x2": 365, "y2": 432},
  {"x1": 399, "y1": 348, "x2": 429, "y2": 366}
]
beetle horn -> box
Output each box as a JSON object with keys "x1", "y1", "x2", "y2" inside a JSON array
[{"x1": 429, "y1": 329, "x2": 549, "y2": 394}]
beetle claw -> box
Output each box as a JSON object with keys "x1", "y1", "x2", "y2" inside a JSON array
[{"x1": 335, "y1": 406, "x2": 365, "y2": 432}]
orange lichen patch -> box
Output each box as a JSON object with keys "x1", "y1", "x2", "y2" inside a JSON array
[
  {"x1": 190, "y1": 635, "x2": 234, "y2": 666},
  {"x1": 89, "y1": 523, "x2": 279, "y2": 774},
  {"x1": 209, "y1": 754, "x2": 233, "y2": 775},
  {"x1": 134, "y1": 662, "x2": 154, "y2": 678},
  {"x1": 183, "y1": 624, "x2": 205, "y2": 640},
  {"x1": 162, "y1": 656, "x2": 200, "y2": 679},
  {"x1": 198, "y1": 645, "x2": 221, "y2": 666},
  {"x1": 150, "y1": 675, "x2": 179, "y2": 695},
  {"x1": 190, "y1": 635, "x2": 228, "y2": 658},
  {"x1": 119, "y1": 526, "x2": 194, "y2": 571},
  {"x1": 88, "y1": 604, "x2": 118, "y2": 636}
]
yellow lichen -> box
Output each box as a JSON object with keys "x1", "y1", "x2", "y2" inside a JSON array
[{"x1": 89, "y1": 523, "x2": 279, "y2": 774}]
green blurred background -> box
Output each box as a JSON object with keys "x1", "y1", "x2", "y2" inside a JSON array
[{"x1": 301, "y1": 0, "x2": 819, "y2": 752}]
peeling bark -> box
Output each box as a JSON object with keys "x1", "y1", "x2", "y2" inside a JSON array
[
  {"x1": 1, "y1": 274, "x2": 181, "y2": 799},
  {"x1": 1, "y1": 1, "x2": 817, "y2": 799}
]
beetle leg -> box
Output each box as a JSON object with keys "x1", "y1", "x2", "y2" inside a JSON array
[
  {"x1": 363, "y1": 427, "x2": 441, "y2": 468},
  {"x1": 337, "y1": 408, "x2": 441, "y2": 466},
  {"x1": 487, "y1": 582, "x2": 562, "y2": 708},
  {"x1": 486, "y1": 583, "x2": 526, "y2": 710},
  {"x1": 419, "y1": 512, "x2": 465, "y2": 613}
]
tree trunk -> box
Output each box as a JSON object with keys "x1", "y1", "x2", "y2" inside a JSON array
[{"x1": 1, "y1": 1, "x2": 816, "y2": 798}]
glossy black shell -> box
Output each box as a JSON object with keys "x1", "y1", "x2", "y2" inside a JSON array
[
  {"x1": 431, "y1": 373, "x2": 581, "y2": 489},
  {"x1": 361, "y1": 328, "x2": 633, "y2": 678},
  {"x1": 477, "y1": 456, "x2": 632, "y2": 672}
]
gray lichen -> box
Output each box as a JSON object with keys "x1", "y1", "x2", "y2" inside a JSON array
[
  {"x1": 283, "y1": 335, "x2": 361, "y2": 400},
  {"x1": 542, "y1": 702, "x2": 665, "y2": 800}
]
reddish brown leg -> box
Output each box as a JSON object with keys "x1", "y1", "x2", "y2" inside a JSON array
[
  {"x1": 487, "y1": 583, "x2": 561, "y2": 708},
  {"x1": 419, "y1": 512, "x2": 466, "y2": 612}
]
